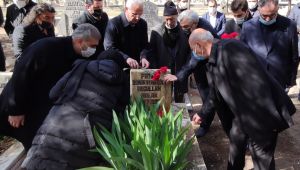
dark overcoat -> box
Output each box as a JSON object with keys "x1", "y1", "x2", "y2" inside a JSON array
[
  {"x1": 147, "y1": 23, "x2": 191, "y2": 94},
  {"x1": 0, "y1": 37, "x2": 81, "y2": 149},
  {"x1": 200, "y1": 39, "x2": 296, "y2": 146},
  {"x1": 22, "y1": 51, "x2": 128, "y2": 169},
  {"x1": 240, "y1": 15, "x2": 299, "y2": 87}
]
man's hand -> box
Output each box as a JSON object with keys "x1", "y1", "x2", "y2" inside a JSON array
[
  {"x1": 126, "y1": 57, "x2": 139, "y2": 69},
  {"x1": 164, "y1": 74, "x2": 178, "y2": 83},
  {"x1": 192, "y1": 113, "x2": 202, "y2": 125},
  {"x1": 8, "y1": 115, "x2": 25, "y2": 128},
  {"x1": 140, "y1": 58, "x2": 150, "y2": 68}
]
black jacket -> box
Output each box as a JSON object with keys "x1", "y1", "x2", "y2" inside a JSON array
[
  {"x1": 72, "y1": 10, "x2": 108, "y2": 56},
  {"x1": 241, "y1": 15, "x2": 299, "y2": 87},
  {"x1": 200, "y1": 39, "x2": 295, "y2": 146},
  {"x1": 4, "y1": 0, "x2": 36, "y2": 35},
  {"x1": 104, "y1": 12, "x2": 149, "y2": 64},
  {"x1": 12, "y1": 23, "x2": 55, "y2": 57},
  {"x1": 22, "y1": 51, "x2": 128, "y2": 170},
  {"x1": 148, "y1": 23, "x2": 190, "y2": 94},
  {"x1": 0, "y1": 37, "x2": 82, "y2": 148}
]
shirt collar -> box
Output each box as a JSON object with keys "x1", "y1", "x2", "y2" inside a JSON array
[{"x1": 121, "y1": 12, "x2": 130, "y2": 27}]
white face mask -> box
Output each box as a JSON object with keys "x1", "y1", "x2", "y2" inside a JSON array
[
  {"x1": 13, "y1": 0, "x2": 27, "y2": 9},
  {"x1": 81, "y1": 43, "x2": 96, "y2": 58},
  {"x1": 208, "y1": 7, "x2": 217, "y2": 15},
  {"x1": 248, "y1": 2, "x2": 257, "y2": 9},
  {"x1": 234, "y1": 17, "x2": 245, "y2": 25}
]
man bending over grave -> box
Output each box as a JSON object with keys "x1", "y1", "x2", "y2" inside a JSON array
[
  {"x1": 21, "y1": 49, "x2": 129, "y2": 170},
  {"x1": 0, "y1": 24, "x2": 100, "y2": 150}
]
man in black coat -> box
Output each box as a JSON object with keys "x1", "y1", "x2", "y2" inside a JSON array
[
  {"x1": 241, "y1": 0, "x2": 299, "y2": 90},
  {"x1": 104, "y1": 0, "x2": 150, "y2": 69},
  {"x1": 176, "y1": 9, "x2": 219, "y2": 137},
  {"x1": 72, "y1": 0, "x2": 108, "y2": 56},
  {"x1": 0, "y1": 24, "x2": 101, "y2": 150},
  {"x1": 4, "y1": 0, "x2": 36, "y2": 36},
  {"x1": 147, "y1": 1, "x2": 190, "y2": 102},
  {"x1": 166, "y1": 28, "x2": 296, "y2": 169},
  {"x1": 22, "y1": 49, "x2": 129, "y2": 169}
]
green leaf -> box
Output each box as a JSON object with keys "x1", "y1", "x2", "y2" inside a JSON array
[{"x1": 78, "y1": 166, "x2": 114, "y2": 170}]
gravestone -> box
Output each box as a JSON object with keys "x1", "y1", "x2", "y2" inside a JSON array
[
  {"x1": 57, "y1": 0, "x2": 85, "y2": 36},
  {"x1": 0, "y1": 72, "x2": 12, "y2": 93},
  {"x1": 141, "y1": 1, "x2": 163, "y2": 37},
  {"x1": 130, "y1": 69, "x2": 172, "y2": 110}
]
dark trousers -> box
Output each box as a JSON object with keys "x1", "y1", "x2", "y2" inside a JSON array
[{"x1": 227, "y1": 118, "x2": 277, "y2": 170}]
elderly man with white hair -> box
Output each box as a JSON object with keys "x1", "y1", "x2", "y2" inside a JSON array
[
  {"x1": 104, "y1": 0, "x2": 150, "y2": 69},
  {"x1": 165, "y1": 28, "x2": 296, "y2": 169}
]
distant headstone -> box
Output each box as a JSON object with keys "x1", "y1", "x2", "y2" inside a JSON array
[
  {"x1": 60, "y1": 0, "x2": 85, "y2": 35},
  {"x1": 142, "y1": 1, "x2": 163, "y2": 36},
  {"x1": 130, "y1": 69, "x2": 172, "y2": 110}
]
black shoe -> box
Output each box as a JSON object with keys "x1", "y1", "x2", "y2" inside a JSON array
[{"x1": 195, "y1": 127, "x2": 208, "y2": 138}]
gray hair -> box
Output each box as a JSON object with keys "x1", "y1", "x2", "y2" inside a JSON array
[
  {"x1": 189, "y1": 29, "x2": 214, "y2": 43},
  {"x1": 72, "y1": 23, "x2": 101, "y2": 41},
  {"x1": 258, "y1": 0, "x2": 278, "y2": 7},
  {"x1": 126, "y1": 0, "x2": 144, "y2": 9},
  {"x1": 178, "y1": 10, "x2": 199, "y2": 24}
]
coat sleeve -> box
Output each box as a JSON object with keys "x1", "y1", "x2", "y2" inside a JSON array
[
  {"x1": 288, "y1": 21, "x2": 299, "y2": 86},
  {"x1": 12, "y1": 26, "x2": 25, "y2": 57},
  {"x1": 9, "y1": 45, "x2": 47, "y2": 115},
  {"x1": 197, "y1": 85, "x2": 216, "y2": 120},
  {"x1": 104, "y1": 20, "x2": 129, "y2": 60},
  {"x1": 176, "y1": 56, "x2": 199, "y2": 82}
]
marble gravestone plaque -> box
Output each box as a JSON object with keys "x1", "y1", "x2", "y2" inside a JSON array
[
  {"x1": 141, "y1": 1, "x2": 163, "y2": 37},
  {"x1": 130, "y1": 69, "x2": 172, "y2": 110}
]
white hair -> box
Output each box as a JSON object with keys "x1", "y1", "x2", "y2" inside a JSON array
[
  {"x1": 126, "y1": 0, "x2": 144, "y2": 9},
  {"x1": 178, "y1": 10, "x2": 199, "y2": 24},
  {"x1": 189, "y1": 29, "x2": 214, "y2": 43},
  {"x1": 72, "y1": 23, "x2": 101, "y2": 41}
]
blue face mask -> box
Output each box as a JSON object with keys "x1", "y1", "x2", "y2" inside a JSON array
[
  {"x1": 192, "y1": 51, "x2": 206, "y2": 61},
  {"x1": 259, "y1": 15, "x2": 277, "y2": 26}
]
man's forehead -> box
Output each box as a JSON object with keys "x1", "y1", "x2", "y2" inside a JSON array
[
  {"x1": 180, "y1": 18, "x2": 193, "y2": 26},
  {"x1": 259, "y1": 2, "x2": 278, "y2": 13}
]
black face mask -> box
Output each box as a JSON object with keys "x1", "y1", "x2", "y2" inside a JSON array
[
  {"x1": 92, "y1": 9, "x2": 103, "y2": 18},
  {"x1": 183, "y1": 29, "x2": 191, "y2": 37},
  {"x1": 40, "y1": 21, "x2": 53, "y2": 30}
]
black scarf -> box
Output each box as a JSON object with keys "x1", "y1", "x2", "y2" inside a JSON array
[{"x1": 163, "y1": 24, "x2": 180, "y2": 48}]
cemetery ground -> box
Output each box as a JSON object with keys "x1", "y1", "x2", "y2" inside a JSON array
[{"x1": 0, "y1": 27, "x2": 300, "y2": 169}]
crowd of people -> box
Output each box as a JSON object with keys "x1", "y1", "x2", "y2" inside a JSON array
[{"x1": 0, "y1": 0, "x2": 299, "y2": 169}]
